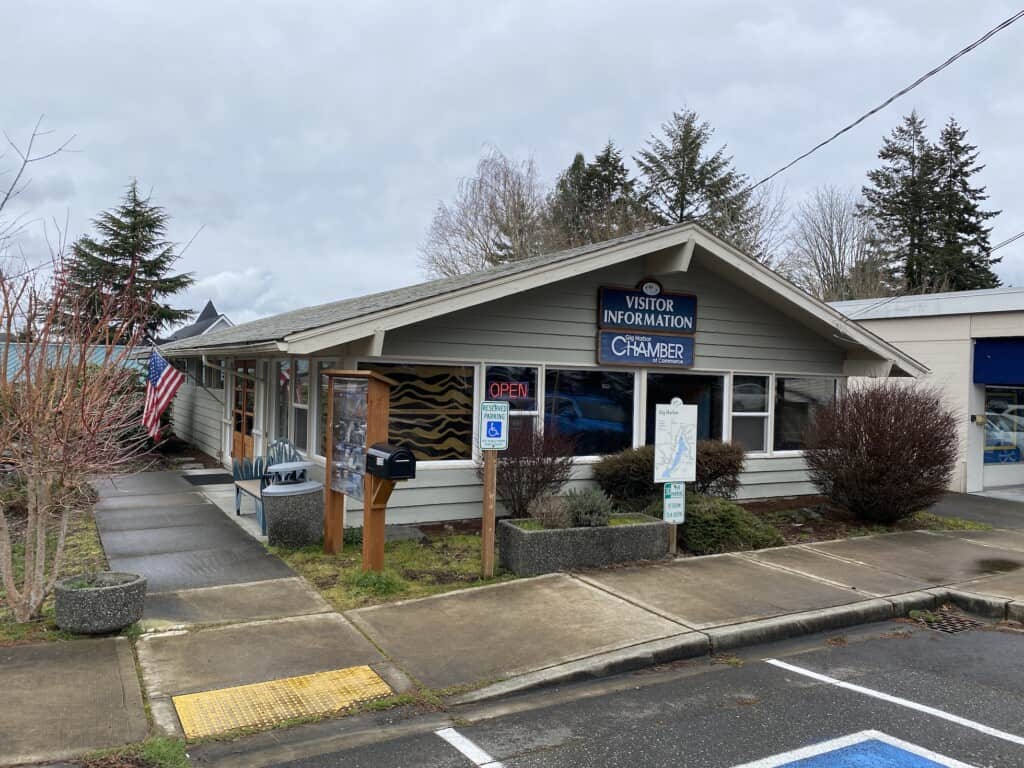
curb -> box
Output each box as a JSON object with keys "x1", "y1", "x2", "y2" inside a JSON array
[{"x1": 447, "y1": 589, "x2": 1019, "y2": 707}]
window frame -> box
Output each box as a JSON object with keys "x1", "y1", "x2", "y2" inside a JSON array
[
  {"x1": 730, "y1": 373, "x2": 771, "y2": 456},
  {"x1": 771, "y1": 374, "x2": 839, "y2": 454}
]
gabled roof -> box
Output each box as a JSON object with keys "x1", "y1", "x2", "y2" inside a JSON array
[
  {"x1": 161, "y1": 222, "x2": 927, "y2": 377},
  {"x1": 832, "y1": 286, "x2": 1024, "y2": 321},
  {"x1": 162, "y1": 300, "x2": 233, "y2": 342}
]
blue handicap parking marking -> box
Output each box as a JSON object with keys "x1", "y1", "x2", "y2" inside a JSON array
[
  {"x1": 486, "y1": 420, "x2": 503, "y2": 438},
  {"x1": 733, "y1": 731, "x2": 973, "y2": 768}
]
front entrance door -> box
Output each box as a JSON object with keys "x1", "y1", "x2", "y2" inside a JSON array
[{"x1": 232, "y1": 360, "x2": 257, "y2": 459}]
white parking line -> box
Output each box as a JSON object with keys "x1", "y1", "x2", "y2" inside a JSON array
[
  {"x1": 435, "y1": 727, "x2": 505, "y2": 768},
  {"x1": 730, "y1": 729, "x2": 976, "y2": 767},
  {"x1": 765, "y1": 658, "x2": 1024, "y2": 747}
]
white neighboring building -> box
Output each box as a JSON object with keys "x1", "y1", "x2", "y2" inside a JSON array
[{"x1": 833, "y1": 287, "x2": 1024, "y2": 494}]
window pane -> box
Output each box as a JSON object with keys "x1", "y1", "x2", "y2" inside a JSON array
[
  {"x1": 645, "y1": 373, "x2": 723, "y2": 442},
  {"x1": 732, "y1": 416, "x2": 767, "y2": 452},
  {"x1": 360, "y1": 363, "x2": 475, "y2": 460},
  {"x1": 485, "y1": 365, "x2": 538, "y2": 411},
  {"x1": 733, "y1": 375, "x2": 768, "y2": 413},
  {"x1": 275, "y1": 360, "x2": 290, "y2": 440},
  {"x1": 293, "y1": 359, "x2": 310, "y2": 405},
  {"x1": 293, "y1": 406, "x2": 308, "y2": 451},
  {"x1": 318, "y1": 360, "x2": 337, "y2": 456},
  {"x1": 544, "y1": 369, "x2": 634, "y2": 456},
  {"x1": 984, "y1": 386, "x2": 1024, "y2": 464},
  {"x1": 773, "y1": 377, "x2": 836, "y2": 451}
]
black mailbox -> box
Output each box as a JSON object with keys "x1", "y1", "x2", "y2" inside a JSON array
[{"x1": 365, "y1": 443, "x2": 417, "y2": 481}]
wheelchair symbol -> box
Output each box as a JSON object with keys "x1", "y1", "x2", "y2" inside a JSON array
[{"x1": 486, "y1": 420, "x2": 503, "y2": 439}]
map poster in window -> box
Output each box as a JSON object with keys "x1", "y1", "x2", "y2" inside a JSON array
[
  {"x1": 653, "y1": 400, "x2": 698, "y2": 483},
  {"x1": 331, "y1": 377, "x2": 369, "y2": 501}
]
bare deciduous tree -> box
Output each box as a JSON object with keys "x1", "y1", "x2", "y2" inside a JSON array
[
  {"x1": 739, "y1": 182, "x2": 789, "y2": 266},
  {"x1": 0, "y1": 252, "x2": 148, "y2": 623},
  {"x1": 785, "y1": 186, "x2": 889, "y2": 301},
  {"x1": 419, "y1": 148, "x2": 547, "y2": 278}
]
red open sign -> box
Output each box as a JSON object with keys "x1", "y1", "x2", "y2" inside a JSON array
[{"x1": 488, "y1": 381, "x2": 529, "y2": 399}]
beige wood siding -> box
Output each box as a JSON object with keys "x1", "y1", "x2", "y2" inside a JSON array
[{"x1": 382, "y1": 259, "x2": 845, "y2": 374}]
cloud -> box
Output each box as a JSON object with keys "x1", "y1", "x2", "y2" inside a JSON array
[{"x1": 1, "y1": 0, "x2": 1022, "y2": 318}]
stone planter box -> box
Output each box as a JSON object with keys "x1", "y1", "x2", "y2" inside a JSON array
[
  {"x1": 54, "y1": 572, "x2": 147, "y2": 634},
  {"x1": 497, "y1": 516, "x2": 670, "y2": 576},
  {"x1": 263, "y1": 481, "x2": 324, "y2": 547}
]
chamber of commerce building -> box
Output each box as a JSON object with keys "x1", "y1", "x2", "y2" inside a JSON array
[{"x1": 162, "y1": 223, "x2": 925, "y2": 525}]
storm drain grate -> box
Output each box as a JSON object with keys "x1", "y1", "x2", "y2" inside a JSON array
[{"x1": 914, "y1": 604, "x2": 984, "y2": 634}]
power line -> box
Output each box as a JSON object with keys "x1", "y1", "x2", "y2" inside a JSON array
[
  {"x1": 991, "y1": 230, "x2": 1024, "y2": 253},
  {"x1": 750, "y1": 8, "x2": 1024, "y2": 191}
]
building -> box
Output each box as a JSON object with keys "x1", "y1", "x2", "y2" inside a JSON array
[
  {"x1": 161, "y1": 223, "x2": 924, "y2": 524},
  {"x1": 833, "y1": 287, "x2": 1024, "y2": 495},
  {"x1": 160, "y1": 300, "x2": 234, "y2": 344}
]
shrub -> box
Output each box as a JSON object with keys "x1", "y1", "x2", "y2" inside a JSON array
[
  {"x1": 484, "y1": 429, "x2": 575, "y2": 518},
  {"x1": 563, "y1": 488, "x2": 613, "y2": 527},
  {"x1": 594, "y1": 440, "x2": 747, "y2": 510},
  {"x1": 693, "y1": 440, "x2": 745, "y2": 498},
  {"x1": 681, "y1": 494, "x2": 784, "y2": 555},
  {"x1": 592, "y1": 446, "x2": 656, "y2": 513},
  {"x1": 528, "y1": 494, "x2": 573, "y2": 529},
  {"x1": 804, "y1": 382, "x2": 957, "y2": 524}
]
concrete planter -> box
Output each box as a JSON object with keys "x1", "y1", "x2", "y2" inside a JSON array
[
  {"x1": 497, "y1": 516, "x2": 670, "y2": 577},
  {"x1": 54, "y1": 572, "x2": 147, "y2": 634}
]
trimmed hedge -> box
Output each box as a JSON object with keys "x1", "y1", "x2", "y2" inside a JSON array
[{"x1": 677, "y1": 494, "x2": 784, "y2": 555}]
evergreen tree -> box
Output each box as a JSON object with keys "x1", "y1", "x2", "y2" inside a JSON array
[
  {"x1": 859, "y1": 111, "x2": 941, "y2": 292},
  {"x1": 931, "y1": 117, "x2": 1000, "y2": 290},
  {"x1": 634, "y1": 109, "x2": 754, "y2": 244},
  {"x1": 546, "y1": 141, "x2": 648, "y2": 249},
  {"x1": 63, "y1": 181, "x2": 194, "y2": 338},
  {"x1": 859, "y1": 112, "x2": 1001, "y2": 293}
]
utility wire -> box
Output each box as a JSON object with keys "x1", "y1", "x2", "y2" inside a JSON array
[
  {"x1": 990, "y1": 230, "x2": 1024, "y2": 253},
  {"x1": 749, "y1": 8, "x2": 1024, "y2": 192}
]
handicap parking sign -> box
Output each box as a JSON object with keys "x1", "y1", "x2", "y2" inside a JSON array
[{"x1": 480, "y1": 401, "x2": 510, "y2": 450}]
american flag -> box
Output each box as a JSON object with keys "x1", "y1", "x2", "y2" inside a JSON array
[{"x1": 143, "y1": 348, "x2": 185, "y2": 440}]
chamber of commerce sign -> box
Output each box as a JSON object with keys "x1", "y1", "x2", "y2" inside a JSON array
[
  {"x1": 598, "y1": 331, "x2": 695, "y2": 367},
  {"x1": 598, "y1": 285, "x2": 697, "y2": 334}
]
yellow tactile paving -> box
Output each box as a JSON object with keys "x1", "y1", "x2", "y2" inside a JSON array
[{"x1": 172, "y1": 665, "x2": 392, "y2": 739}]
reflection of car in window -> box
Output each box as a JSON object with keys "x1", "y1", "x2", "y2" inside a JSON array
[
  {"x1": 544, "y1": 394, "x2": 629, "y2": 454},
  {"x1": 984, "y1": 413, "x2": 1022, "y2": 463}
]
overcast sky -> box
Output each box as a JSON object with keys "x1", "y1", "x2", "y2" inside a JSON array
[{"x1": 4, "y1": 1, "x2": 1023, "y2": 326}]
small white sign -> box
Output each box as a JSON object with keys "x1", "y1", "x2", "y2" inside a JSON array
[
  {"x1": 653, "y1": 401, "x2": 698, "y2": 482},
  {"x1": 663, "y1": 482, "x2": 685, "y2": 524},
  {"x1": 480, "y1": 401, "x2": 510, "y2": 450}
]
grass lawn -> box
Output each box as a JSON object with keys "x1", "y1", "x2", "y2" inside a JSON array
[
  {"x1": 0, "y1": 504, "x2": 109, "y2": 645},
  {"x1": 271, "y1": 531, "x2": 515, "y2": 612}
]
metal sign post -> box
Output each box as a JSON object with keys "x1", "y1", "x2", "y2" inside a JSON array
[
  {"x1": 653, "y1": 398, "x2": 698, "y2": 555},
  {"x1": 479, "y1": 401, "x2": 510, "y2": 578}
]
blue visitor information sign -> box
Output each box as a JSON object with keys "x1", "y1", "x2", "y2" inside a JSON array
[
  {"x1": 599, "y1": 286, "x2": 697, "y2": 334},
  {"x1": 598, "y1": 330, "x2": 695, "y2": 368}
]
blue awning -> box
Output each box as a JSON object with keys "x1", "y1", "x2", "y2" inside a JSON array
[{"x1": 974, "y1": 338, "x2": 1024, "y2": 385}]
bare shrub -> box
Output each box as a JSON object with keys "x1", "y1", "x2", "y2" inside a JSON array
[
  {"x1": 483, "y1": 428, "x2": 574, "y2": 518},
  {"x1": 527, "y1": 494, "x2": 572, "y2": 529},
  {"x1": 803, "y1": 382, "x2": 957, "y2": 524}
]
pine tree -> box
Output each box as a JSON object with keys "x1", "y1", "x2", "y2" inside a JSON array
[
  {"x1": 859, "y1": 111, "x2": 941, "y2": 293},
  {"x1": 545, "y1": 142, "x2": 648, "y2": 249},
  {"x1": 634, "y1": 109, "x2": 753, "y2": 244},
  {"x1": 63, "y1": 181, "x2": 194, "y2": 338},
  {"x1": 931, "y1": 117, "x2": 1000, "y2": 290}
]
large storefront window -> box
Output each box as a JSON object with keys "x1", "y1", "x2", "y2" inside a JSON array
[
  {"x1": 645, "y1": 373, "x2": 723, "y2": 443},
  {"x1": 544, "y1": 369, "x2": 634, "y2": 456},
  {"x1": 486, "y1": 365, "x2": 539, "y2": 444},
  {"x1": 984, "y1": 386, "x2": 1024, "y2": 464},
  {"x1": 361, "y1": 363, "x2": 475, "y2": 460},
  {"x1": 773, "y1": 377, "x2": 836, "y2": 451},
  {"x1": 275, "y1": 360, "x2": 290, "y2": 441}
]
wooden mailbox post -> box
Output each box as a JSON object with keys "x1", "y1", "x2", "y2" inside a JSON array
[{"x1": 323, "y1": 370, "x2": 397, "y2": 571}]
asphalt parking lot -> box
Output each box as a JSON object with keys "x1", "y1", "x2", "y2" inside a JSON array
[{"x1": 226, "y1": 618, "x2": 1024, "y2": 768}]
